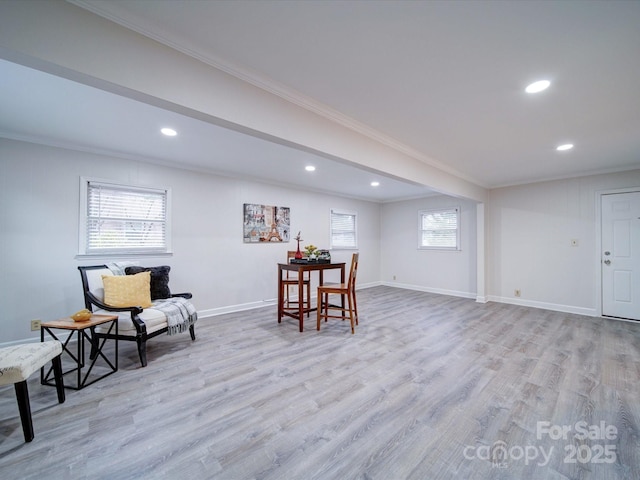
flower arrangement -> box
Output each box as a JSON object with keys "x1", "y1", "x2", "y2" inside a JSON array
[{"x1": 304, "y1": 244, "x2": 318, "y2": 257}]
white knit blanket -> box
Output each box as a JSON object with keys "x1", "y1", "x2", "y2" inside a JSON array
[
  {"x1": 152, "y1": 297, "x2": 198, "y2": 336},
  {"x1": 106, "y1": 261, "x2": 139, "y2": 276}
]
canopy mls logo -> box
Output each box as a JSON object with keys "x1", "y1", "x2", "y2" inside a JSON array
[
  {"x1": 463, "y1": 441, "x2": 553, "y2": 468},
  {"x1": 537, "y1": 421, "x2": 617, "y2": 465},
  {"x1": 464, "y1": 421, "x2": 618, "y2": 468}
]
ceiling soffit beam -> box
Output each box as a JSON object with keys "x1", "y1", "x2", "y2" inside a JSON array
[{"x1": 0, "y1": 0, "x2": 487, "y2": 203}]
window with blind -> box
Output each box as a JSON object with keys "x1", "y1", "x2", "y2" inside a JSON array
[
  {"x1": 79, "y1": 178, "x2": 171, "y2": 255},
  {"x1": 418, "y1": 207, "x2": 460, "y2": 250},
  {"x1": 330, "y1": 209, "x2": 357, "y2": 249}
]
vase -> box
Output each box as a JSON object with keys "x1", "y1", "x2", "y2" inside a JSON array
[{"x1": 295, "y1": 239, "x2": 303, "y2": 259}]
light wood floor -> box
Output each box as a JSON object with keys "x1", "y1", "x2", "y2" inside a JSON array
[{"x1": 1, "y1": 286, "x2": 639, "y2": 479}]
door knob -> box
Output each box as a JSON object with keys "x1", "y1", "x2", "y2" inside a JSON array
[
  {"x1": 604, "y1": 259, "x2": 611, "y2": 265},
  {"x1": 604, "y1": 251, "x2": 611, "y2": 256}
]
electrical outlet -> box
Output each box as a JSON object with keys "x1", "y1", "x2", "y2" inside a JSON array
[
  {"x1": 514, "y1": 289, "x2": 521, "y2": 297},
  {"x1": 30, "y1": 319, "x2": 41, "y2": 331},
  {"x1": 393, "y1": 275, "x2": 396, "y2": 281}
]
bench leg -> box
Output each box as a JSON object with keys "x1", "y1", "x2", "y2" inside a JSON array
[
  {"x1": 14, "y1": 380, "x2": 34, "y2": 442},
  {"x1": 136, "y1": 338, "x2": 148, "y2": 368},
  {"x1": 52, "y1": 354, "x2": 65, "y2": 404},
  {"x1": 189, "y1": 324, "x2": 196, "y2": 341}
]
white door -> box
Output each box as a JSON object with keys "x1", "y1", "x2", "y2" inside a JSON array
[{"x1": 601, "y1": 191, "x2": 640, "y2": 320}]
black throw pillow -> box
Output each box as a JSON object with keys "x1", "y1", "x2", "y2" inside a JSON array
[{"x1": 125, "y1": 265, "x2": 171, "y2": 300}]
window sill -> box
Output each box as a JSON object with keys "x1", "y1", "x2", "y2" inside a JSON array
[{"x1": 75, "y1": 252, "x2": 173, "y2": 260}]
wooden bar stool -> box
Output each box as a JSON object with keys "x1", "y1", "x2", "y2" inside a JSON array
[
  {"x1": 0, "y1": 341, "x2": 65, "y2": 442},
  {"x1": 317, "y1": 253, "x2": 359, "y2": 334},
  {"x1": 281, "y1": 250, "x2": 311, "y2": 316}
]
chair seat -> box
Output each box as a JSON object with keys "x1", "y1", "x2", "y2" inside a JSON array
[
  {"x1": 316, "y1": 282, "x2": 348, "y2": 293},
  {"x1": 0, "y1": 341, "x2": 63, "y2": 385},
  {"x1": 94, "y1": 308, "x2": 167, "y2": 335}
]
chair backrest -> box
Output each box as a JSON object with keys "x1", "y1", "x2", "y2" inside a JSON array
[
  {"x1": 348, "y1": 253, "x2": 359, "y2": 292},
  {"x1": 78, "y1": 265, "x2": 113, "y2": 310},
  {"x1": 286, "y1": 250, "x2": 309, "y2": 279}
]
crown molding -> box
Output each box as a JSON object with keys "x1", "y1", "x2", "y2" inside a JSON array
[
  {"x1": 69, "y1": 0, "x2": 483, "y2": 188},
  {"x1": 0, "y1": 132, "x2": 398, "y2": 203}
]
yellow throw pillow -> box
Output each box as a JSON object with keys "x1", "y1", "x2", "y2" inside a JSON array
[{"x1": 102, "y1": 271, "x2": 152, "y2": 308}]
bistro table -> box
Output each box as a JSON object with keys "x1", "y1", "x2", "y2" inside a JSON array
[
  {"x1": 278, "y1": 261, "x2": 345, "y2": 332},
  {"x1": 40, "y1": 314, "x2": 118, "y2": 390}
]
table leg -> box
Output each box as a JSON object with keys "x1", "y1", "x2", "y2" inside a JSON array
[
  {"x1": 40, "y1": 320, "x2": 118, "y2": 390},
  {"x1": 318, "y1": 269, "x2": 324, "y2": 316},
  {"x1": 41, "y1": 327, "x2": 78, "y2": 386},
  {"x1": 77, "y1": 330, "x2": 82, "y2": 390},
  {"x1": 341, "y1": 265, "x2": 346, "y2": 311},
  {"x1": 277, "y1": 265, "x2": 283, "y2": 323},
  {"x1": 298, "y1": 274, "x2": 304, "y2": 332},
  {"x1": 40, "y1": 327, "x2": 45, "y2": 383}
]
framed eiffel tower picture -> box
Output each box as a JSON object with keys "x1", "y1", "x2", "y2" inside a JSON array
[{"x1": 243, "y1": 203, "x2": 290, "y2": 243}]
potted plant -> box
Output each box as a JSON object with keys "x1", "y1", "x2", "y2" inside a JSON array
[{"x1": 304, "y1": 244, "x2": 318, "y2": 260}]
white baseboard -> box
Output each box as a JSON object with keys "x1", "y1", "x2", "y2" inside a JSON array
[
  {"x1": 380, "y1": 281, "x2": 476, "y2": 299},
  {"x1": 0, "y1": 284, "x2": 601, "y2": 348},
  {"x1": 198, "y1": 281, "x2": 382, "y2": 318},
  {"x1": 379, "y1": 282, "x2": 598, "y2": 317},
  {"x1": 199, "y1": 285, "x2": 597, "y2": 320},
  {"x1": 2, "y1": 331, "x2": 66, "y2": 348},
  {"x1": 486, "y1": 295, "x2": 597, "y2": 317},
  {"x1": 198, "y1": 300, "x2": 276, "y2": 318}
]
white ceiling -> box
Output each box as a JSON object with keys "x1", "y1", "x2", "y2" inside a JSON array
[
  {"x1": 3, "y1": 0, "x2": 640, "y2": 201},
  {"x1": 0, "y1": 58, "x2": 430, "y2": 202}
]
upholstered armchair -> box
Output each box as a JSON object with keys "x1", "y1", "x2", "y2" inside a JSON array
[{"x1": 78, "y1": 265, "x2": 196, "y2": 367}]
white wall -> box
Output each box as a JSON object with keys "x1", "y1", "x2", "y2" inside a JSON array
[
  {"x1": 487, "y1": 170, "x2": 640, "y2": 315},
  {"x1": 0, "y1": 138, "x2": 380, "y2": 344},
  {"x1": 3, "y1": 138, "x2": 639, "y2": 346},
  {"x1": 380, "y1": 195, "x2": 478, "y2": 298}
]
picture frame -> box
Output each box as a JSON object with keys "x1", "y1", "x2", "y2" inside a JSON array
[{"x1": 243, "y1": 203, "x2": 290, "y2": 243}]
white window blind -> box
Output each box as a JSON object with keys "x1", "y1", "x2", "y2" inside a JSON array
[
  {"x1": 330, "y1": 209, "x2": 357, "y2": 249},
  {"x1": 80, "y1": 179, "x2": 169, "y2": 255},
  {"x1": 419, "y1": 207, "x2": 460, "y2": 250}
]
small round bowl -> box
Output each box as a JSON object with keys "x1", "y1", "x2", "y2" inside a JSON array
[{"x1": 71, "y1": 311, "x2": 92, "y2": 322}]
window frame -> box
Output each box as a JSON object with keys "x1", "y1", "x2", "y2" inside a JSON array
[
  {"x1": 78, "y1": 177, "x2": 172, "y2": 257},
  {"x1": 330, "y1": 208, "x2": 358, "y2": 250},
  {"x1": 418, "y1": 206, "x2": 461, "y2": 251}
]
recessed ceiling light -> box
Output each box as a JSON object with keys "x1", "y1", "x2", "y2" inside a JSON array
[
  {"x1": 556, "y1": 143, "x2": 574, "y2": 151},
  {"x1": 525, "y1": 80, "x2": 551, "y2": 94},
  {"x1": 305, "y1": 165, "x2": 316, "y2": 172},
  {"x1": 370, "y1": 181, "x2": 380, "y2": 187},
  {"x1": 161, "y1": 127, "x2": 177, "y2": 136}
]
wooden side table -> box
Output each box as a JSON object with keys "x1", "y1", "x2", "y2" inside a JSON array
[{"x1": 40, "y1": 314, "x2": 118, "y2": 390}]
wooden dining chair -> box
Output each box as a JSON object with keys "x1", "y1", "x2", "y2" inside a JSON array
[
  {"x1": 281, "y1": 250, "x2": 311, "y2": 316},
  {"x1": 317, "y1": 252, "x2": 359, "y2": 334}
]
